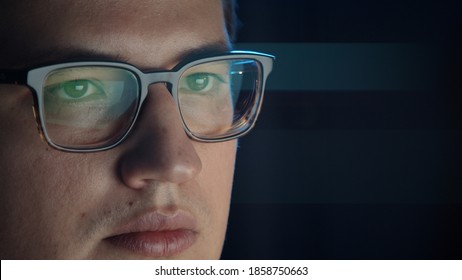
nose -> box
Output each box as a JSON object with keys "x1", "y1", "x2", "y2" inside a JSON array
[{"x1": 117, "y1": 83, "x2": 202, "y2": 189}]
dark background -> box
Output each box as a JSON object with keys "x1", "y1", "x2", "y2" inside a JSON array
[{"x1": 221, "y1": 0, "x2": 462, "y2": 259}]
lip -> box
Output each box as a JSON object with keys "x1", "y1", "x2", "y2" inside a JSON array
[{"x1": 105, "y1": 211, "x2": 198, "y2": 258}]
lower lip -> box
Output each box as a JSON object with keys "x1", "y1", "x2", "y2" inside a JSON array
[{"x1": 106, "y1": 230, "x2": 196, "y2": 257}]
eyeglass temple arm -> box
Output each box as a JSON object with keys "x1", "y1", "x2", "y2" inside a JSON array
[{"x1": 0, "y1": 69, "x2": 28, "y2": 85}]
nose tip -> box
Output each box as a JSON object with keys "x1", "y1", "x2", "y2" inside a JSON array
[
  {"x1": 119, "y1": 141, "x2": 203, "y2": 189},
  {"x1": 117, "y1": 83, "x2": 202, "y2": 189}
]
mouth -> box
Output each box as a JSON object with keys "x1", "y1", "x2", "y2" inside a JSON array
[{"x1": 105, "y1": 211, "x2": 198, "y2": 258}]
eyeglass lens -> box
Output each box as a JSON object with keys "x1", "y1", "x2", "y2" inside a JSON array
[
  {"x1": 43, "y1": 67, "x2": 140, "y2": 149},
  {"x1": 41, "y1": 58, "x2": 262, "y2": 149},
  {"x1": 178, "y1": 59, "x2": 260, "y2": 139}
]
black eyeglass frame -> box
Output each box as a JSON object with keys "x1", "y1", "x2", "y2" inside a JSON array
[{"x1": 0, "y1": 50, "x2": 274, "y2": 152}]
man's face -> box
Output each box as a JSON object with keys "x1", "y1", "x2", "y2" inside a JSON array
[{"x1": 0, "y1": 0, "x2": 236, "y2": 259}]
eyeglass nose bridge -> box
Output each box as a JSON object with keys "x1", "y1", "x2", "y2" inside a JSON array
[{"x1": 139, "y1": 71, "x2": 179, "y2": 101}]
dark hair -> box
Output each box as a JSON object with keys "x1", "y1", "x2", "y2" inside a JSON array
[{"x1": 222, "y1": 0, "x2": 239, "y2": 41}]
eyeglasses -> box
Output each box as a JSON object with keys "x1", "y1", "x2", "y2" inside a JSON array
[{"x1": 0, "y1": 51, "x2": 274, "y2": 152}]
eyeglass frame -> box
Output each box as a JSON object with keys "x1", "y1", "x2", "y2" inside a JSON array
[{"x1": 0, "y1": 50, "x2": 275, "y2": 153}]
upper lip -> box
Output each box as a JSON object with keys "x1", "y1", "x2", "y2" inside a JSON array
[{"x1": 108, "y1": 210, "x2": 198, "y2": 237}]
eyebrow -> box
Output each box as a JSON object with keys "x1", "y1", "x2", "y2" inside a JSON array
[
  {"x1": 14, "y1": 49, "x2": 128, "y2": 69},
  {"x1": 19, "y1": 41, "x2": 232, "y2": 70},
  {"x1": 174, "y1": 42, "x2": 232, "y2": 65}
]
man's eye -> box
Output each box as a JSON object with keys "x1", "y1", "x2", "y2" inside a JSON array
[
  {"x1": 181, "y1": 73, "x2": 225, "y2": 93},
  {"x1": 52, "y1": 79, "x2": 105, "y2": 100},
  {"x1": 63, "y1": 80, "x2": 90, "y2": 99}
]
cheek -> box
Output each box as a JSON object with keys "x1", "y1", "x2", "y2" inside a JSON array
[
  {"x1": 197, "y1": 140, "x2": 237, "y2": 201},
  {"x1": 0, "y1": 87, "x2": 59, "y2": 257},
  {"x1": 0, "y1": 87, "x2": 45, "y2": 224},
  {"x1": 0, "y1": 86, "x2": 40, "y2": 148},
  {"x1": 195, "y1": 140, "x2": 237, "y2": 255},
  {"x1": 0, "y1": 87, "x2": 110, "y2": 258},
  {"x1": 0, "y1": 143, "x2": 112, "y2": 258}
]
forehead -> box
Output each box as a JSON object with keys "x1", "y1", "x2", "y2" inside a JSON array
[{"x1": 2, "y1": 0, "x2": 229, "y2": 68}]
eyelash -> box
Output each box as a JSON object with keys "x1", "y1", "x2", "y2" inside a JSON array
[
  {"x1": 180, "y1": 72, "x2": 226, "y2": 93},
  {"x1": 45, "y1": 79, "x2": 106, "y2": 101}
]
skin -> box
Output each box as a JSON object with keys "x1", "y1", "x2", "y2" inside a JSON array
[{"x1": 0, "y1": 0, "x2": 236, "y2": 259}]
